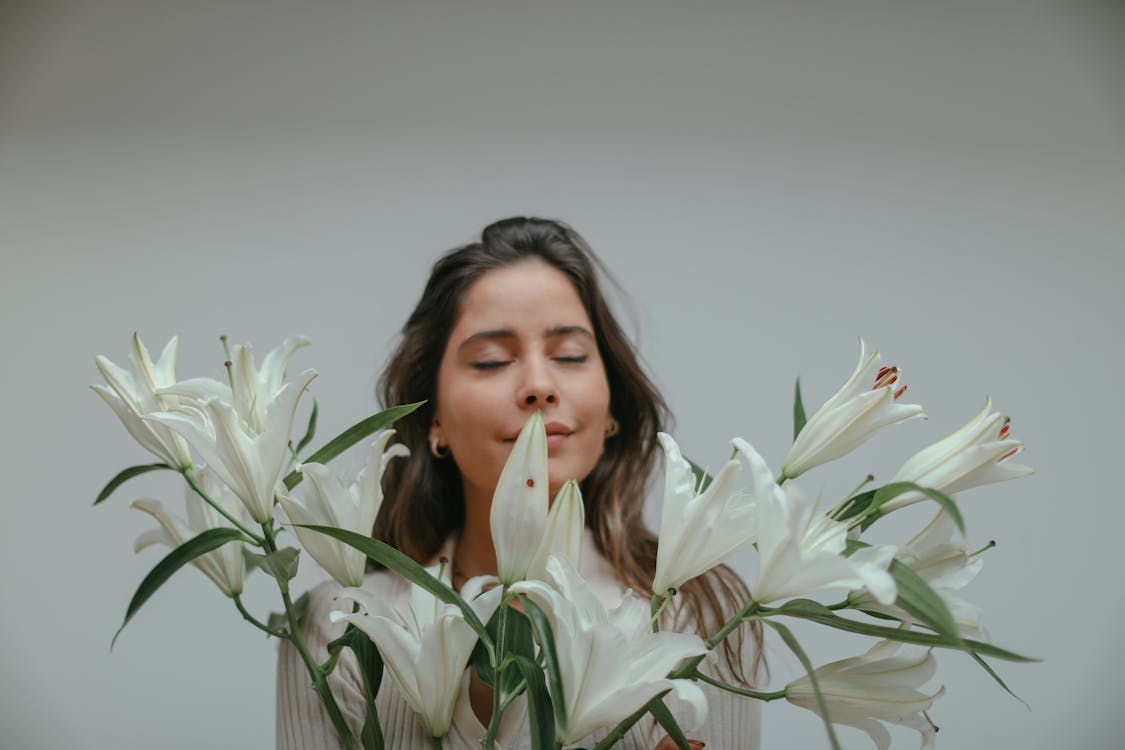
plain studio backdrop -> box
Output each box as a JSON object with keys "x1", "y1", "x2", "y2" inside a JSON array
[{"x1": 2, "y1": 1, "x2": 1122, "y2": 748}]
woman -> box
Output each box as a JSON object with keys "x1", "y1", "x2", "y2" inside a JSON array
[{"x1": 277, "y1": 217, "x2": 761, "y2": 749}]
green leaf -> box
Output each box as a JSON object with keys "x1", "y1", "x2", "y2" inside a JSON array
[
  {"x1": 112, "y1": 527, "x2": 245, "y2": 648},
  {"x1": 510, "y1": 654, "x2": 556, "y2": 750},
  {"x1": 887, "y1": 559, "x2": 963, "y2": 646},
  {"x1": 686, "y1": 458, "x2": 713, "y2": 494},
  {"x1": 295, "y1": 400, "x2": 319, "y2": 455},
  {"x1": 793, "y1": 377, "x2": 808, "y2": 442},
  {"x1": 773, "y1": 598, "x2": 835, "y2": 618},
  {"x1": 245, "y1": 547, "x2": 301, "y2": 584},
  {"x1": 519, "y1": 595, "x2": 568, "y2": 740},
  {"x1": 294, "y1": 525, "x2": 492, "y2": 647},
  {"x1": 473, "y1": 607, "x2": 534, "y2": 702},
  {"x1": 970, "y1": 652, "x2": 1030, "y2": 708},
  {"x1": 834, "y1": 489, "x2": 875, "y2": 522},
  {"x1": 762, "y1": 620, "x2": 842, "y2": 750},
  {"x1": 771, "y1": 606, "x2": 1037, "y2": 661},
  {"x1": 867, "y1": 482, "x2": 965, "y2": 534},
  {"x1": 328, "y1": 625, "x2": 386, "y2": 750},
  {"x1": 93, "y1": 462, "x2": 171, "y2": 506},
  {"x1": 647, "y1": 696, "x2": 690, "y2": 750},
  {"x1": 267, "y1": 591, "x2": 309, "y2": 637},
  {"x1": 841, "y1": 539, "x2": 963, "y2": 647},
  {"x1": 284, "y1": 402, "x2": 424, "y2": 490}
]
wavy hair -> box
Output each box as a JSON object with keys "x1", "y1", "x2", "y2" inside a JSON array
[{"x1": 374, "y1": 217, "x2": 759, "y2": 681}]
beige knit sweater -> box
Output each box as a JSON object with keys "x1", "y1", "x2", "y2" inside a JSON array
[{"x1": 276, "y1": 533, "x2": 761, "y2": 749}]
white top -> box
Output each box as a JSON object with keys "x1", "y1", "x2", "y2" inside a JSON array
[{"x1": 276, "y1": 532, "x2": 762, "y2": 749}]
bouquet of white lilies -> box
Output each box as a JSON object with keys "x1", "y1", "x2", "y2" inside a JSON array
[{"x1": 93, "y1": 333, "x2": 1034, "y2": 750}]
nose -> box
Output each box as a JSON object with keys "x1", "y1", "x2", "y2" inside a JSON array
[{"x1": 517, "y1": 358, "x2": 558, "y2": 407}]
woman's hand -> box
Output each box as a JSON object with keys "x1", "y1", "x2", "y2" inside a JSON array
[{"x1": 654, "y1": 737, "x2": 704, "y2": 750}]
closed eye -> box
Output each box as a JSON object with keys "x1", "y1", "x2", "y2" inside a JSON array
[
  {"x1": 554, "y1": 355, "x2": 589, "y2": 364},
  {"x1": 471, "y1": 360, "x2": 511, "y2": 371}
]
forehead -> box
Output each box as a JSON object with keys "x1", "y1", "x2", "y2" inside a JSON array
[{"x1": 452, "y1": 259, "x2": 593, "y2": 331}]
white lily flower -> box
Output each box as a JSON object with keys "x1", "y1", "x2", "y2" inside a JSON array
[
  {"x1": 785, "y1": 640, "x2": 945, "y2": 750},
  {"x1": 752, "y1": 474, "x2": 897, "y2": 606},
  {"x1": 851, "y1": 511, "x2": 988, "y2": 640},
  {"x1": 91, "y1": 334, "x2": 193, "y2": 469},
  {"x1": 131, "y1": 468, "x2": 245, "y2": 597},
  {"x1": 883, "y1": 398, "x2": 1034, "y2": 511},
  {"x1": 278, "y1": 431, "x2": 408, "y2": 587},
  {"x1": 780, "y1": 339, "x2": 925, "y2": 480},
  {"x1": 526, "y1": 478, "x2": 585, "y2": 583},
  {"x1": 161, "y1": 335, "x2": 311, "y2": 434},
  {"x1": 652, "y1": 433, "x2": 758, "y2": 596},
  {"x1": 144, "y1": 368, "x2": 317, "y2": 523},
  {"x1": 511, "y1": 556, "x2": 709, "y2": 746},
  {"x1": 331, "y1": 570, "x2": 503, "y2": 739},
  {"x1": 490, "y1": 411, "x2": 549, "y2": 585}
]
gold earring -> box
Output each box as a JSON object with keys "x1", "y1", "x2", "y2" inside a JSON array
[
  {"x1": 430, "y1": 436, "x2": 450, "y2": 459},
  {"x1": 605, "y1": 417, "x2": 619, "y2": 438}
]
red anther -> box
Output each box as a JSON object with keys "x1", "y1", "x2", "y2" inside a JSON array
[
  {"x1": 873, "y1": 366, "x2": 900, "y2": 390},
  {"x1": 998, "y1": 447, "x2": 1018, "y2": 461},
  {"x1": 893, "y1": 384, "x2": 908, "y2": 400},
  {"x1": 998, "y1": 417, "x2": 1011, "y2": 440}
]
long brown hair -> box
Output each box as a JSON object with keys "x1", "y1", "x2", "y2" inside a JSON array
[{"x1": 375, "y1": 217, "x2": 759, "y2": 681}]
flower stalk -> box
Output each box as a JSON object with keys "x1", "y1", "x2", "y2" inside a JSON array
[{"x1": 261, "y1": 521, "x2": 359, "y2": 750}]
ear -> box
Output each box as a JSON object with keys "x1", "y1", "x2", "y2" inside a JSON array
[{"x1": 429, "y1": 417, "x2": 444, "y2": 446}]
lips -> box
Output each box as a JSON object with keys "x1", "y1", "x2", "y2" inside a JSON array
[
  {"x1": 543, "y1": 422, "x2": 573, "y2": 437},
  {"x1": 503, "y1": 422, "x2": 573, "y2": 451}
]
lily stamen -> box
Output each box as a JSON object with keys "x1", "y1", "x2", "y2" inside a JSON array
[{"x1": 873, "y1": 366, "x2": 899, "y2": 390}]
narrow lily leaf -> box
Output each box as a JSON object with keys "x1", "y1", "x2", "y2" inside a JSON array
[
  {"x1": 686, "y1": 458, "x2": 714, "y2": 494},
  {"x1": 295, "y1": 400, "x2": 319, "y2": 455},
  {"x1": 772, "y1": 606, "x2": 1036, "y2": 661},
  {"x1": 328, "y1": 624, "x2": 386, "y2": 750},
  {"x1": 793, "y1": 377, "x2": 807, "y2": 442},
  {"x1": 267, "y1": 590, "x2": 309, "y2": 637},
  {"x1": 843, "y1": 539, "x2": 962, "y2": 646},
  {"x1": 246, "y1": 547, "x2": 301, "y2": 584},
  {"x1": 647, "y1": 696, "x2": 690, "y2": 750},
  {"x1": 771, "y1": 598, "x2": 835, "y2": 618},
  {"x1": 284, "y1": 402, "x2": 424, "y2": 490},
  {"x1": 762, "y1": 620, "x2": 842, "y2": 750},
  {"x1": 510, "y1": 654, "x2": 556, "y2": 750},
  {"x1": 93, "y1": 462, "x2": 171, "y2": 506},
  {"x1": 867, "y1": 482, "x2": 965, "y2": 534},
  {"x1": 970, "y1": 652, "x2": 1030, "y2": 708},
  {"x1": 112, "y1": 527, "x2": 245, "y2": 648},
  {"x1": 833, "y1": 489, "x2": 875, "y2": 522},
  {"x1": 296, "y1": 525, "x2": 492, "y2": 645},
  {"x1": 887, "y1": 559, "x2": 962, "y2": 646},
  {"x1": 519, "y1": 595, "x2": 568, "y2": 739}
]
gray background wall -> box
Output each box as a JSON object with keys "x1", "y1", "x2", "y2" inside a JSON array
[{"x1": 2, "y1": 1, "x2": 1122, "y2": 748}]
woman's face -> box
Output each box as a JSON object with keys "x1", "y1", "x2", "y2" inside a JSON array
[{"x1": 431, "y1": 258, "x2": 612, "y2": 505}]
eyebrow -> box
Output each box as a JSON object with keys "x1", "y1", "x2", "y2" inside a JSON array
[{"x1": 457, "y1": 325, "x2": 595, "y2": 352}]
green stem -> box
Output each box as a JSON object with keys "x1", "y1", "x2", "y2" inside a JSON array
[
  {"x1": 432, "y1": 736, "x2": 443, "y2": 750},
  {"x1": 691, "y1": 670, "x2": 786, "y2": 701},
  {"x1": 650, "y1": 590, "x2": 673, "y2": 633},
  {"x1": 233, "y1": 595, "x2": 287, "y2": 638},
  {"x1": 262, "y1": 524, "x2": 359, "y2": 750},
  {"x1": 482, "y1": 588, "x2": 511, "y2": 750},
  {"x1": 181, "y1": 469, "x2": 264, "y2": 546},
  {"x1": 669, "y1": 600, "x2": 760, "y2": 680}
]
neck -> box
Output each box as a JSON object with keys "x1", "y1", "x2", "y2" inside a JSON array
[{"x1": 454, "y1": 483, "x2": 498, "y2": 586}]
